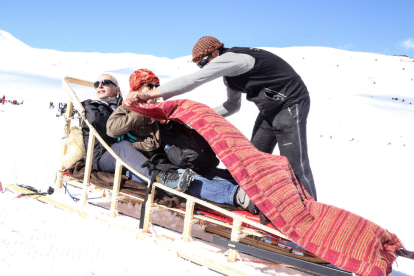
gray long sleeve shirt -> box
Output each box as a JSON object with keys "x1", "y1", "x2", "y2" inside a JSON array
[{"x1": 159, "y1": 52, "x2": 255, "y2": 117}]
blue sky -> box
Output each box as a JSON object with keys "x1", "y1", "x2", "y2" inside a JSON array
[{"x1": 0, "y1": 0, "x2": 413, "y2": 58}]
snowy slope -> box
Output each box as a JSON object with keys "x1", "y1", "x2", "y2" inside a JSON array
[{"x1": 0, "y1": 29, "x2": 413, "y2": 275}]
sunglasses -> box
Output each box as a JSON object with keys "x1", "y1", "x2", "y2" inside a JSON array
[
  {"x1": 145, "y1": 83, "x2": 159, "y2": 89},
  {"x1": 94, "y1": 79, "x2": 117, "y2": 89},
  {"x1": 197, "y1": 53, "x2": 212, "y2": 69}
]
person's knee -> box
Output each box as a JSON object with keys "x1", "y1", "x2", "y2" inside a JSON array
[{"x1": 112, "y1": 140, "x2": 134, "y2": 156}]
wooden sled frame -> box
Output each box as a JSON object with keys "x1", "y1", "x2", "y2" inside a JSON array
[
  {"x1": 57, "y1": 76, "x2": 346, "y2": 275},
  {"x1": 59, "y1": 76, "x2": 288, "y2": 248}
]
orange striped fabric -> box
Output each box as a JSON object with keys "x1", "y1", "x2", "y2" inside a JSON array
[{"x1": 125, "y1": 99, "x2": 403, "y2": 276}]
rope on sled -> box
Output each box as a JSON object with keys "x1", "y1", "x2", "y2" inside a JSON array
[
  {"x1": 110, "y1": 209, "x2": 119, "y2": 218},
  {"x1": 107, "y1": 193, "x2": 126, "y2": 202},
  {"x1": 144, "y1": 218, "x2": 159, "y2": 238},
  {"x1": 231, "y1": 217, "x2": 249, "y2": 241},
  {"x1": 223, "y1": 249, "x2": 243, "y2": 262},
  {"x1": 147, "y1": 204, "x2": 159, "y2": 213},
  {"x1": 180, "y1": 232, "x2": 193, "y2": 243},
  {"x1": 184, "y1": 217, "x2": 199, "y2": 225}
]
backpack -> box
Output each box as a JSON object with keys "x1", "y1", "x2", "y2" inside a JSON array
[{"x1": 159, "y1": 121, "x2": 219, "y2": 173}]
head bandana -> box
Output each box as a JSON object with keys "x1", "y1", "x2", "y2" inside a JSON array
[
  {"x1": 129, "y1": 69, "x2": 160, "y2": 92},
  {"x1": 192, "y1": 36, "x2": 224, "y2": 63}
]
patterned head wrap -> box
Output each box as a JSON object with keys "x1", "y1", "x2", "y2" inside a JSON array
[
  {"x1": 192, "y1": 36, "x2": 224, "y2": 63},
  {"x1": 129, "y1": 69, "x2": 160, "y2": 92}
]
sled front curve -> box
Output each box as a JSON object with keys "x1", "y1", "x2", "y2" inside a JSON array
[{"x1": 58, "y1": 76, "x2": 341, "y2": 275}]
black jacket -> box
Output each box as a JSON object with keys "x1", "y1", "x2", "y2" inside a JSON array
[
  {"x1": 81, "y1": 96, "x2": 123, "y2": 170},
  {"x1": 223, "y1": 47, "x2": 309, "y2": 116}
]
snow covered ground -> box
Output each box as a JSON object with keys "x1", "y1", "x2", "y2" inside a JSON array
[{"x1": 0, "y1": 29, "x2": 413, "y2": 275}]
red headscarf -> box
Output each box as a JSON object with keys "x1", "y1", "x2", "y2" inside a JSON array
[{"x1": 129, "y1": 69, "x2": 160, "y2": 92}]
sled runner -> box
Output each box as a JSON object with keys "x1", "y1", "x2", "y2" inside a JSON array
[{"x1": 15, "y1": 75, "x2": 405, "y2": 276}]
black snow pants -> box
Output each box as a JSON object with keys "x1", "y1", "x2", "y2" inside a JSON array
[{"x1": 251, "y1": 95, "x2": 317, "y2": 201}]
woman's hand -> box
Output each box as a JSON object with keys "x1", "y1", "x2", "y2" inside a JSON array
[{"x1": 124, "y1": 91, "x2": 148, "y2": 106}]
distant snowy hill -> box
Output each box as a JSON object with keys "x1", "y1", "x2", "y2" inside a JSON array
[{"x1": 0, "y1": 29, "x2": 413, "y2": 275}]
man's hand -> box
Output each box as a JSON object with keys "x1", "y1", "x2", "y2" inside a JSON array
[
  {"x1": 124, "y1": 86, "x2": 162, "y2": 106},
  {"x1": 124, "y1": 91, "x2": 148, "y2": 106}
]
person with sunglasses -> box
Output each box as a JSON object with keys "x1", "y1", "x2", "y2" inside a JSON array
[
  {"x1": 124, "y1": 36, "x2": 317, "y2": 201},
  {"x1": 81, "y1": 73, "x2": 195, "y2": 194},
  {"x1": 107, "y1": 69, "x2": 161, "y2": 157}
]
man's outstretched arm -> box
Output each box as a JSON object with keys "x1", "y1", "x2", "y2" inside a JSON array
[{"x1": 124, "y1": 52, "x2": 254, "y2": 105}]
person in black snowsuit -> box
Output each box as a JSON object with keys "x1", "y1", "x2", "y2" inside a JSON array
[{"x1": 124, "y1": 36, "x2": 317, "y2": 201}]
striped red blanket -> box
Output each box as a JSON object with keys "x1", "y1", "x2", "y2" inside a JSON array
[{"x1": 125, "y1": 99, "x2": 403, "y2": 276}]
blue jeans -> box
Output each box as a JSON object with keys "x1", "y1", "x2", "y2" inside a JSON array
[
  {"x1": 185, "y1": 169, "x2": 238, "y2": 206},
  {"x1": 128, "y1": 168, "x2": 239, "y2": 207},
  {"x1": 98, "y1": 140, "x2": 152, "y2": 183}
]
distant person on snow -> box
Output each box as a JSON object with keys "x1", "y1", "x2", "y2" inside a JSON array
[
  {"x1": 81, "y1": 74, "x2": 194, "y2": 195},
  {"x1": 56, "y1": 103, "x2": 66, "y2": 117},
  {"x1": 107, "y1": 69, "x2": 258, "y2": 214},
  {"x1": 2, "y1": 95, "x2": 5, "y2": 105},
  {"x1": 124, "y1": 36, "x2": 317, "y2": 200}
]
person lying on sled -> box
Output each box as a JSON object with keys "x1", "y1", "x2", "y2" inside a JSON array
[
  {"x1": 106, "y1": 69, "x2": 259, "y2": 214},
  {"x1": 81, "y1": 73, "x2": 194, "y2": 193}
]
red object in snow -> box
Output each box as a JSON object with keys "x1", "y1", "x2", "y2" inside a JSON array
[
  {"x1": 13, "y1": 100, "x2": 17, "y2": 104},
  {"x1": 1, "y1": 95, "x2": 4, "y2": 105}
]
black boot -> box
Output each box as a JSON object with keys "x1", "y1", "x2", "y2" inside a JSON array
[{"x1": 157, "y1": 168, "x2": 195, "y2": 193}]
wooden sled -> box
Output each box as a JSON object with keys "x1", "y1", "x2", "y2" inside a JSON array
[{"x1": 53, "y1": 76, "x2": 361, "y2": 276}]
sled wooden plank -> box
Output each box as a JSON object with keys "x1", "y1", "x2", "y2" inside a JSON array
[
  {"x1": 109, "y1": 160, "x2": 123, "y2": 218},
  {"x1": 7, "y1": 184, "x2": 90, "y2": 219},
  {"x1": 66, "y1": 179, "x2": 266, "y2": 238},
  {"x1": 205, "y1": 225, "x2": 328, "y2": 264},
  {"x1": 64, "y1": 77, "x2": 94, "y2": 88},
  {"x1": 57, "y1": 145, "x2": 67, "y2": 192},
  {"x1": 154, "y1": 238, "x2": 247, "y2": 276},
  {"x1": 56, "y1": 101, "x2": 74, "y2": 192},
  {"x1": 7, "y1": 184, "x2": 148, "y2": 238},
  {"x1": 143, "y1": 185, "x2": 156, "y2": 233},
  {"x1": 228, "y1": 217, "x2": 243, "y2": 262},
  {"x1": 62, "y1": 77, "x2": 86, "y2": 114},
  {"x1": 62, "y1": 101, "x2": 73, "y2": 157},
  {"x1": 81, "y1": 118, "x2": 151, "y2": 186},
  {"x1": 80, "y1": 132, "x2": 95, "y2": 207},
  {"x1": 66, "y1": 180, "x2": 102, "y2": 193},
  {"x1": 64, "y1": 102, "x2": 74, "y2": 134},
  {"x1": 153, "y1": 183, "x2": 289, "y2": 241},
  {"x1": 67, "y1": 179, "x2": 143, "y2": 205},
  {"x1": 177, "y1": 251, "x2": 247, "y2": 276},
  {"x1": 183, "y1": 198, "x2": 195, "y2": 242}
]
